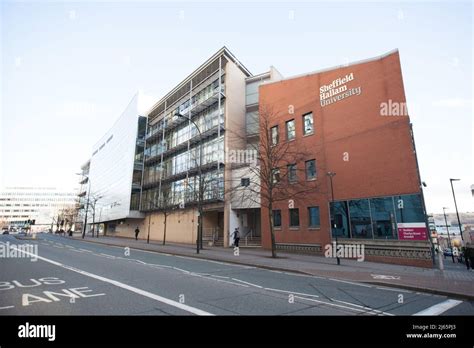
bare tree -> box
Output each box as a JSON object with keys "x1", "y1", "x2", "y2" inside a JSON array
[{"x1": 226, "y1": 104, "x2": 321, "y2": 258}]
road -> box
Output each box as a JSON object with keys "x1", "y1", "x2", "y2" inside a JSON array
[{"x1": 1, "y1": 233, "x2": 472, "y2": 316}]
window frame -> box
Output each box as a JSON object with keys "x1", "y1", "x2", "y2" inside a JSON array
[
  {"x1": 308, "y1": 206, "x2": 321, "y2": 228},
  {"x1": 270, "y1": 126, "x2": 279, "y2": 146},
  {"x1": 289, "y1": 208, "x2": 300, "y2": 228},
  {"x1": 303, "y1": 112, "x2": 314, "y2": 135},
  {"x1": 305, "y1": 159, "x2": 317, "y2": 180},
  {"x1": 286, "y1": 119, "x2": 296, "y2": 141}
]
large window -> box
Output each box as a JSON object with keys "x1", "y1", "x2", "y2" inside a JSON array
[
  {"x1": 349, "y1": 199, "x2": 373, "y2": 238},
  {"x1": 370, "y1": 197, "x2": 396, "y2": 239},
  {"x1": 331, "y1": 201, "x2": 350, "y2": 238},
  {"x1": 308, "y1": 206, "x2": 320, "y2": 228},
  {"x1": 271, "y1": 126, "x2": 279, "y2": 145},
  {"x1": 395, "y1": 194, "x2": 424, "y2": 223},
  {"x1": 289, "y1": 208, "x2": 299, "y2": 227},
  {"x1": 286, "y1": 119, "x2": 295, "y2": 141},
  {"x1": 305, "y1": 159, "x2": 316, "y2": 180},
  {"x1": 273, "y1": 210, "x2": 281, "y2": 228},
  {"x1": 303, "y1": 112, "x2": 314, "y2": 135},
  {"x1": 287, "y1": 164, "x2": 297, "y2": 183}
]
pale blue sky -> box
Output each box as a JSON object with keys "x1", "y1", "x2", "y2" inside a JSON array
[{"x1": 1, "y1": 0, "x2": 472, "y2": 214}]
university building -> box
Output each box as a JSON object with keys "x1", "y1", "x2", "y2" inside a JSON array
[
  {"x1": 77, "y1": 47, "x2": 431, "y2": 266},
  {"x1": 258, "y1": 50, "x2": 431, "y2": 267}
]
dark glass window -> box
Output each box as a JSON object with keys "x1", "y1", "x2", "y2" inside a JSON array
[
  {"x1": 305, "y1": 159, "x2": 316, "y2": 180},
  {"x1": 287, "y1": 164, "x2": 297, "y2": 183},
  {"x1": 272, "y1": 169, "x2": 280, "y2": 183},
  {"x1": 241, "y1": 178, "x2": 250, "y2": 187},
  {"x1": 289, "y1": 208, "x2": 300, "y2": 227},
  {"x1": 273, "y1": 210, "x2": 281, "y2": 227},
  {"x1": 303, "y1": 112, "x2": 314, "y2": 135},
  {"x1": 308, "y1": 206, "x2": 320, "y2": 227},
  {"x1": 395, "y1": 194, "x2": 424, "y2": 223},
  {"x1": 370, "y1": 197, "x2": 396, "y2": 239},
  {"x1": 271, "y1": 126, "x2": 279, "y2": 145},
  {"x1": 286, "y1": 119, "x2": 295, "y2": 141},
  {"x1": 330, "y1": 201, "x2": 350, "y2": 238},
  {"x1": 349, "y1": 199, "x2": 373, "y2": 238}
]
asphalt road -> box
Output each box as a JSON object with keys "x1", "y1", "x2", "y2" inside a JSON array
[{"x1": 1, "y1": 233, "x2": 472, "y2": 316}]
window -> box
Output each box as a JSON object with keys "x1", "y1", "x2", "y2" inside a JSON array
[
  {"x1": 289, "y1": 208, "x2": 300, "y2": 227},
  {"x1": 370, "y1": 197, "x2": 396, "y2": 239},
  {"x1": 305, "y1": 159, "x2": 316, "y2": 180},
  {"x1": 286, "y1": 119, "x2": 295, "y2": 141},
  {"x1": 395, "y1": 194, "x2": 424, "y2": 223},
  {"x1": 271, "y1": 126, "x2": 279, "y2": 145},
  {"x1": 287, "y1": 164, "x2": 297, "y2": 183},
  {"x1": 308, "y1": 207, "x2": 320, "y2": 227},
  {"x1": 330, "y1": 201, "x2": 350, "y2": 238},
  {"x1": 349, "y1": 199, "x2": 373, "y2": 238},
  {"x1": 273, "y1": 210, "x2": 281, "y2": 228},
  {"x1": 303, "y1": 112, "x2": 314, "y2": 135},
  {"x1": 241, "y1": 178, "x2": 250, "y2": 187},
  {"x1": 272, "y1": 169, "x2": 280, "y2": 184}
]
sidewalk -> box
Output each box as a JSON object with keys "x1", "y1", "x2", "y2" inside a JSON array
[{"x1": 74, "y1": 234, "x2": 474, "y2": 300}]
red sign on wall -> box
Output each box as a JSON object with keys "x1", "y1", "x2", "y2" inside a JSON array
[{"x1": 397, "y1": 223, "x2": 428, "y2": 241}]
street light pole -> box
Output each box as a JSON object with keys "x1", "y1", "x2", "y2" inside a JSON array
[
  {"x1": 449, "y1": 178, "x2": 464, "y2": 242},
  {"x1": 442, "y1": 207, "x2": 455, "y2": 263},
  {"x1": 327, "y1": 172, "x2": 340, "y2": 265},
  {"x1": 82, "y1": 177, "x2": 91, "y2": 239},
  {"x1": 176, "y1": 113, "x2": 203, "y2": 254}
]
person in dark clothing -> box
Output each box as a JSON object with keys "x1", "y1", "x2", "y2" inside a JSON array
[
  {"x1": 135, "y1": 227, "x2": 140, "y2": 241},
  {"x1": 232, "y1": 227, "x2": 240, "y2": 247}
]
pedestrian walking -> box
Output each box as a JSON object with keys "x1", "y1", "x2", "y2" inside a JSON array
[
  {"x1": 232, "y1": 227, "x2": 240, "y2": 247},
  {"x1": 135, "y1": 227, "x2": 140, "y2": 241}
]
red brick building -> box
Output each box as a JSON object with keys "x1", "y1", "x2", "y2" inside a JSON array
[{"x1": 259, "y1": 50, "x2": 432, "y2": 267}]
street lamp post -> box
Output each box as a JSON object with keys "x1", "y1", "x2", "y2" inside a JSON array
[
  {"x1": 176, "y1": 113, "x2": 203, "y2": 254},
  {"x1": 442, "y1": 207, "x2": 455, "y2": 263},
  {"x1": 449, "y1": 178, "x2": 464, "y2": 242},
  {"x1": 327, "y1": 172, "x2": 340, "y2": 265},
  {"x1": 82, "y1": 177, "x2": 91, "y2": 239}
]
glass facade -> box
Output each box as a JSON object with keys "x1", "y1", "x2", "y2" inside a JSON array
[
  {"x1": 142, "y1": 72, "x2": 226, "y2": 211},
  {"x1": 330, "y1": 194, "x2": 426, "y2": 240}
]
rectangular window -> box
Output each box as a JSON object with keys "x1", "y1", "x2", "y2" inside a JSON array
[
  {"x1": 241, "y1": 178, "x2": 250, "y2": 187},
  {"x1": 287, "y1": 164, "x2": 297, "y2": 183},
  {"x1": 271, "y1": 126, "x2": 279, "y2": 145},
  {"x1": 272, "y1": 169, "x2": 280, "y2": 184},
  {"x1": 330, "y1": 201, "x2": 350, "y2": 238},
  {"x1": 289, "y1": 208, "x2": 299, "y2": 227},
  {"x1": 303, "y1": 112, "x2": 314, "y2": 135},
  {"x1": 273, "y1": 210, "x2": 281, "y2": 228},
  {"x1": 286, "y1": 119, "x2": 295, "y2": 141},
  {"x1": 349, "y1": 199, "x2": 373, "y2": 238},
  {"x1": 305, "y1": 159, "x2": 316, "y2": 180},
  {"x1": 308, "y1": 207, "x2": 320, "y2": 227}
]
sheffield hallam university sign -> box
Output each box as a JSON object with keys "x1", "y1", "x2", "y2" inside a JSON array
[{"x1": 319, "y1": 73, "x2": 362, "y2": 107}]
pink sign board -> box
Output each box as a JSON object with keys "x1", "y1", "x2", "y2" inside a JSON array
[{"x1": 397, "y1": 223, "x2": 428, "y2": 241}]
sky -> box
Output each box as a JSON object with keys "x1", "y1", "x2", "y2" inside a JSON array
[{"x1": 0, "y1": 0, "x2": 472, "y2": 214}]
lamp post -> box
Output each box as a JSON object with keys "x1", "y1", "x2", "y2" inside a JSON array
[
  {"x1": 176, "y1": 112, "x2": 203, "y2": 254},
  {"x1": 327, "y1": 171, "x2": 340, "y2": 265},
  {"x1": 449, "y1": 178, "x2": 464, "y2": 242},
  {"x1": 82, "y1": 176, "x2": 91, "y2": 239},
  {"x1": 442, "y1": 207, "x2": 455, "y2": 263}
]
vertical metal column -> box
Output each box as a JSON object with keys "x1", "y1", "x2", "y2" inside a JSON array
[{"x1": 158, "y1": 100, "x2": 167, "y2": 209}]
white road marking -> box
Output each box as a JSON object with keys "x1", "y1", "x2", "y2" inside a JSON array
[
  {"x1": 231, "y1": 278, "x2": 263, "y2": 288},
  {"x1": 0, "y1": 305, "x2": 14, "y2": 310},
  {"x1": 294, "y1": 295, "x2": 388, "y2": 316},
  {"x1": 330, "y1": 298, "x2": 394, "y2": 316},
  {"x1": 264, "y1": 287, "x2": 319, "y2": 298},
  {"x1": 413, "y1": 299, "x2": 463, "y2": 316},
  {"x1": 371, "y1": 274, "x2": 401, "y2": 280},
  {"x1": 5, "y1": 244, "x2": 214, "y2": 316},
  {"x1": 79, "y1": 249, "x2": 93, "y2": 253},
  {"x1": 98, "y1": 253, "x2": 116, "y2": 259},
  {"x1": 329, "y1": 278, "x2": 373, "y2": 288},
  {"x1": 376, "y1": 286, "x2": 411, "y2": 293}
]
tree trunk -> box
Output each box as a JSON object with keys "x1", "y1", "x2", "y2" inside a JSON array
[
  {"x1": 162, "y1": 213, "x2": 167, "y2": 246},
  {"x1": 268, "y1": 203, "x2": 277, "y2": 258}
]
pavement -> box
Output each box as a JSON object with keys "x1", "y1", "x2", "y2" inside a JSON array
[
  {"x1": 74, "y1": 233, "x2": 474, "y2": 300},
  {"x1": 1, "y1": 233, "x2": 472, "y2": 316}
]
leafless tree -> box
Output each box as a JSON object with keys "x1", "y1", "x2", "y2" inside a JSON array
[{"x1": 226, "y1": 104, "x2": 321, "y2": 258}]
